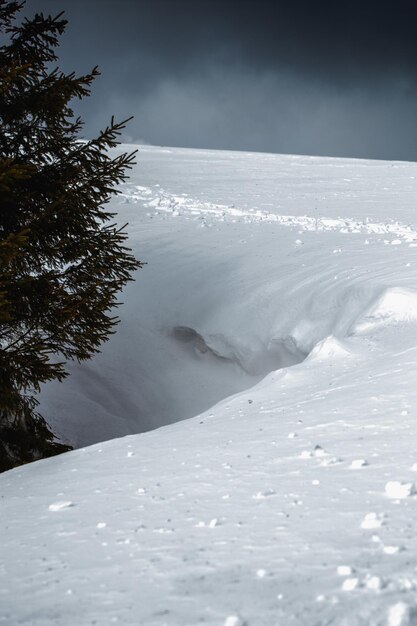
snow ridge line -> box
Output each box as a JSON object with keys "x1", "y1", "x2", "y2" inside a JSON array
[{"x1": 122, "y1": 184, "x2": 417, "y2": 242}]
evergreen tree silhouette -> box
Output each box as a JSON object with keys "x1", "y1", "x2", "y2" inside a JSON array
[{"x1": 0, "y1": 1, "x2": 143, "y2": 470}]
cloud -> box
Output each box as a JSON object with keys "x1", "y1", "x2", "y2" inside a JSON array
[
  {"x1": 80, "y1": 64, "x2": 417, "y2": 160},
  {"x1": 24, "y1": 0, "x2": 417, "y2": 159}
]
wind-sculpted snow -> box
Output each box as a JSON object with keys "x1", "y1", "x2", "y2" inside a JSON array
[
  {"x1": 171, "y1": 325, "x2": 305, "y2": 376},
  {"x1": 3, "y1": 146, "x2": 417, "y2": 625},
  {"x1": 352, "y1": 287, "x2": 417, "y2": 334},
  {"x1": 304, "y1": 335, "x2": 352, "y2": 362}
]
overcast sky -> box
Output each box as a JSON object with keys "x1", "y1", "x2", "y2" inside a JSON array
[{"x1": 27, "y1": 0, "x2": 417, "y2": 161}]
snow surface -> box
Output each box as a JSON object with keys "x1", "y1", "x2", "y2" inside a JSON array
[{"x1": 2, "y1": 146, "x2": 417, "y2": 625}]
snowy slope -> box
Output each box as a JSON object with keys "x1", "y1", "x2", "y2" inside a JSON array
[
  {"x1": 38, "y1": 146, "x2": 417, "y2": 446},
  {"x1": 2, "y1": 146, "x2": 417, "y2": 625}
]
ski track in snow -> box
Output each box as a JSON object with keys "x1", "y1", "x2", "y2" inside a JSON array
[{"x1": 121, "y1": 183, "x2": 417, "y2": 243}]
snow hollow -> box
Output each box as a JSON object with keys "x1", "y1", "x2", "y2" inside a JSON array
[
  {"x1": 2, "y1": 145, "x2": 417, "y2": 625},
  {"x1": 38, "y1": 146, "x2": 417, "y2": 448}
]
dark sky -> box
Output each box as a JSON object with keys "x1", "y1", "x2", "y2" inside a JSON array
[{"x1": 26, "y1": 0, "x2": 417, "y2": 160}]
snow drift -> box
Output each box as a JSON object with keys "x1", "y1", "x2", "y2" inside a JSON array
[{"x1": 38, "y1": 148, "x2": 417, "y2": 447}]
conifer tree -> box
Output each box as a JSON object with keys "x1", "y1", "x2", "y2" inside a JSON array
[{"x1": 0, "y1": 1, "x2": 142, "y2": 471}]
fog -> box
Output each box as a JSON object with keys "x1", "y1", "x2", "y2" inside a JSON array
[{"x1": 27, "y1": 0, "x2": 417, "y2": 160}]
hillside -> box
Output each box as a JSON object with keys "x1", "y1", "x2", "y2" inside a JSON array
[{"x1": 2, "y1": 146, "x2": 417, "y2": 626}]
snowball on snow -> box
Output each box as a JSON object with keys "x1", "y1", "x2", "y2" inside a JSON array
[{"x1": 385, "y1": 481, "x2": 416, "y2": 499}]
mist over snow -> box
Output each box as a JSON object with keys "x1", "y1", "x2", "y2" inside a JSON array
[
  {"x1": 27, "y1": 0, "x2": 417, "y2": 161},
  {"x1": 3, "y1": 145, "x2": 417, "y2": 625},
  {"x1": 107, "y1": 70, "x2": 417, "y2": 161}
]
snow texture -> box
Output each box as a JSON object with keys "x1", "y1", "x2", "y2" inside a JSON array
[{"x1": 2, "y1": 145, "x2": 417, "y2": 625}]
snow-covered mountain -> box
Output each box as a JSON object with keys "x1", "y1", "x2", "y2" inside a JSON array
[{"x1": 2, "y1": 145, "x2": 417, "y2": 625}]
